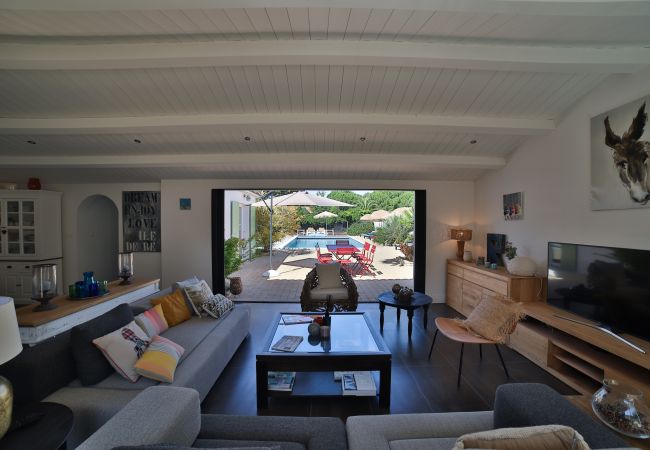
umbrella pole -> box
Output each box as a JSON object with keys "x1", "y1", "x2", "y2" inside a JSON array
[{"x1": 264, "y1": 196, "x2": 279, "y2": 278}]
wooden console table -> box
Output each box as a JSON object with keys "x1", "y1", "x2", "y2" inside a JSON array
[{"x1": 17, "y1": 278, "x2": 160, "y2": 345}]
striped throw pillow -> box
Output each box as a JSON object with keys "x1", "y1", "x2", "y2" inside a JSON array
[
  {"x1": 134, "y1": 304, "x2": 168, "y2": 338},
  {"x1": 134, "y1": 335, "x2": 185, "y2": 383}
]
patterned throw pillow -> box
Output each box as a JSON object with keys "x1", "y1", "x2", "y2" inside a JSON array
[
  {"x1": 182, "y1": 280, "x2": 214, "y2": 316},
  {"x1": 201, "y1": 294, "x2": 234, "y2": 320},
  {"x1": 134, "y1": 335, "x2": 185, "y2": 383},
  {"x1": 93, "y1": 321, "x2": 150, "y2": 382},
  {"x1": 134, "y1": 304, "x2": 168, "y2": 338},
  {"x1": 151, "y1": 290, "x2": 192, "y2": 326}
]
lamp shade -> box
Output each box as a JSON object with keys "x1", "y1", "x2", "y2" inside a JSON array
[
  {"x1": 450, "y1": 229, "x2": 473, "y2": 241},
  {"x1": 0, "y1": 297, "x2": 22, "y2": 365}
]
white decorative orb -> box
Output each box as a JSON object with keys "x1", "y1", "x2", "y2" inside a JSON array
[{"x1": 506, "y1": 256, "x2": 537, "y2": 276}]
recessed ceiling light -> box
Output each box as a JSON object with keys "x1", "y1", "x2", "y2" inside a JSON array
[
  {"x1": 470, "y1": 139, "x2": 478, "y2": 144},
  {"x1": 133, "y1": 139, "x2": 142, "y2": 144},
  {"x1": 26, "y1": 140, "x2": 36, "y2": 145},
  {"x1": 359, "y1": 137, "x2": 367, "y2": 142},
  {"x1": 244, "y1": 136, "x2": 252, "y2": 141}
]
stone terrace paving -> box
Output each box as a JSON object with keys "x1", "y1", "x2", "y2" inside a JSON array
[{"x1": 227, "y1": 236, "x2": 414, "y2": 303}]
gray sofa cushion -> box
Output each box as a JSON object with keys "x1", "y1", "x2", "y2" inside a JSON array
[
  {"x1": 198, "y1": 414, "x2": 347, "y2": 450},
  {"x1": 346, "y1": 411, "x2": 493, "y2": 450},
  {"x1": 493, "y1": 383, "x2": 627, "y2": 449},
  {"x1": 71, "y1": 303, "x2": 134, "y2": 385},
  {"x1": 114, "y1": 446, "x2": 280, "y2": 450},
  {"x1": 194, "y1": 440, "x2": 300, "y2": 450},
  {"x1": 77, "y1": 386, "x2": 201, "y2": 450}
]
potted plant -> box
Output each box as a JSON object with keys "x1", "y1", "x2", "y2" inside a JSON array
[{"x1": 502, "y1": 241, "x2": 536, "y2": 276}]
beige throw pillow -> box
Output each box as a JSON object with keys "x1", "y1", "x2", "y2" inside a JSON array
[
  {"x1": 316, "y1": 263, "x2": 342, "y2": 289},
  {"x1": 183, "y1": 280, "x2": 213, "y2": 316},
  {"x1": 462, "y1": 292, "x2": 525, "y2": 343},
  {"x1": 453, "y1": 424, "x2": 591, "y2": 450},
  {"x1": 93, "y1": 321, "x2": 150, "y2": 382}
]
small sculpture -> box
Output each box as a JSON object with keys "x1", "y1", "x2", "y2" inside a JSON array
[{"x1": 398, "y1": 287, "x2": 413, "y2": 304}]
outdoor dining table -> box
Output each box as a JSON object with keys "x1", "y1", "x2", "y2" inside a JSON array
[{"x1": 326, "y1": 244, "x2": 360, "y2": 261}]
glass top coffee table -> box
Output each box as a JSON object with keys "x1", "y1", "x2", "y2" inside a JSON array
[{"x1": 256, "y1": 312, "x2": 392, "y2": 411}]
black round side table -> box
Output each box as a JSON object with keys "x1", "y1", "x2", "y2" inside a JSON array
[
  {"x1": 377, "y1": 291, "x2": 433, "y2": 340},
  {"x1": 0, "y1": 402, "x2": 73, "y2": 450}
]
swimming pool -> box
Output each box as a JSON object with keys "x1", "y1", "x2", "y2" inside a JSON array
[{"x1": 283, "y1": 236, "x2": 363, "y2": 250}]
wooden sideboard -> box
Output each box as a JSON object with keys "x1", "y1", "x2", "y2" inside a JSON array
[
  {"x1": 445, "y1": 259, "x2": 543, "y2": 316},
  {"x1": 17, "y1": 278, "x2": 160, "y2": 345}
]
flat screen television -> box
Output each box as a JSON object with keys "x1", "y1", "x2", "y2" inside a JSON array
[{"x1": 547, "y1": 242, "x2": 650, "y2": 342}]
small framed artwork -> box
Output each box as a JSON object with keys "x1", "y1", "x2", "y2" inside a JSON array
[
  {"x1": 179, "y1": 198, "x2": 191, "y2": 210},
  {"x1": 503, "y1": 192, "x2": 523, "y2": 220}
]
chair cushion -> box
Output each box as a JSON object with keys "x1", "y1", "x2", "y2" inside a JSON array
[
  {"x1": 71, "y1": 303, "x2": 134, "y2": 386},
  {"x1": 315, "y1": 263, "x2": 341, "y2": 289},
  {"x1": 93, "y1": 321, "x2": 150, "y2": 382},
  {"x1": 310, "y1": 286, "x2": 348, "y2": 301},
  {"x1": 462, "y1": 292, "x2": 524, "y2": 343},
  {"x1": 152, "y1": 290, "x2": 192, "y2": 327},
  {"x1": 452, "y1": 425, "x2": 590, "y2": 450}
]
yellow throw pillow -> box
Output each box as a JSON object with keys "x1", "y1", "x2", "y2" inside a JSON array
[
  {"x1": 462, "y1": 292, "x2": 525, "y2": 343},
  {"x1": 453, "y1": 424, "x2": 591, "y2": 450},
  {"x1": 134, "y1": 335, "x2": 185, "y2": 383},
  {"x1": 151, "y1": 290, "x2": 191, "y2": 327}
]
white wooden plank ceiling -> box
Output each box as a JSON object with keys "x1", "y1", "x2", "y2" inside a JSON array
[{"x1": 0, "y1": 0, "x2": 649, "y2": 183}]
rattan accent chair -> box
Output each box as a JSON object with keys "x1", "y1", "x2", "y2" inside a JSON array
[{"x1": 300, "y1": 266, "x2": 359, "y2": 312}]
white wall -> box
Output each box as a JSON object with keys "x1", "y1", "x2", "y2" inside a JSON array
[
  {"x1": 161, "y1": 179, "x2": 474, "y2": 301},
  {"x1": 77, "y1": 194, "x2": 119, "y2": 282},
  {"x1": 474, "y1": 70, "x2": 650, "y2": 275},
  {"x1": 45, "y1": 182, "x2": 162, "y2": 287}
]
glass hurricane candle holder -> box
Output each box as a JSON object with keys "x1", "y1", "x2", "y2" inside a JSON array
[
  {"x1": 592, "y1": 378, "x2": 650, "y2": 439},
  {"x1": 32, "y1": 263, "x2": 57, "y2": 311},
  {"x1": 118, "y1": 252, "x2": 133, "y2": 285}
]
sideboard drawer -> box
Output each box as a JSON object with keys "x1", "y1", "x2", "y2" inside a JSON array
[
  {"x1": 463, "y1": 270, "x2": 508, "y2": 296},
  {"x1": 448, "y1": 263, "x2": 464, "y2": 278}
]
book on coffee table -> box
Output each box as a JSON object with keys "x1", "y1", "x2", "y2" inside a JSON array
[
  {"x1": 267, "y1": 371, "x2": 296, "y2": 391},
  {"x1": 341, "y1": 371, "x2": 377, "y2": 396},
  {"x1": 271, "y1": 335, "x2": 303, "y2": 352},
  {"x1": 282, "y1": 315, "x2": 313, "y2": 325}
]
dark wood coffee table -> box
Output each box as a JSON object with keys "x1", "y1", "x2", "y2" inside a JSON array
[
  {"x1": 377, "y1": 291, "x2": 433, "y2": 340},
  {"x1": 0, "y1": 402, "x2": 73, "y2": 450},
  {"x1": 256, "y1": 312, "x2": 392, "y2": 411}
]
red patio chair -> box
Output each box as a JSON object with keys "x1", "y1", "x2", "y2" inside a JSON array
[
  {"x1": 357, "y1": 244, "x2": 376, "y2": 267},
  {"x1": 316, "y1": 245, "x2": 334, "y2": 264}
]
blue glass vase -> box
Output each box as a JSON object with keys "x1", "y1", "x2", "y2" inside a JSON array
[{"x1": 83, "y1": 271, "x2": 97, "y2": 296}]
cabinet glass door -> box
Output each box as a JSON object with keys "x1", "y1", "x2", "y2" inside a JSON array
[
  {"x1": 0, "y1": 200, "x2": 4, "y2": 255},
  {"x1": 21, "y1": 200, "x2": 36, "y2": 255},
  {"x1": 2, "y1": 200, "x2": 37, "y2": 256}
]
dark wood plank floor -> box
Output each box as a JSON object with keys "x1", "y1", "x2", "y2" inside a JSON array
[{"x1": 202, "y1": 302, "x2": 575, "y2": 417}]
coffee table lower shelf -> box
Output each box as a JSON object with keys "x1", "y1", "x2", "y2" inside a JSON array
[{"x1": 256, "y1": 361, "x2": 391, "y2": 412}]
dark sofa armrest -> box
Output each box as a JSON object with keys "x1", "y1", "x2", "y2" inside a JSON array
[
  {"x1": 494, "y1": 383, "x2": 627, "y2": 449},
  {"x1": 198, "y1": 415, "x2": 347, "y2": 450}
]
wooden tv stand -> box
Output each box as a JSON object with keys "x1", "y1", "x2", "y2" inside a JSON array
[{"x1": 510, "y1": 302, "x2": 650, "y2": 400}]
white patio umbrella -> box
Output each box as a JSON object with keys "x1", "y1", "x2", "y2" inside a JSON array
[
  {"x1": 313, "y1": 211, "x2": 338, "y2": 232},
  {"x1": 368, "y1": 209, "x2": 390, "y2": 220},
  {"x1": 389, "y1": 207, "x2": 412, "y2": 218},
  {"x1": 359, "y1": 213, "x2": 373, "y2": 221},
  {"x1": 252, "y1": 192, "x2": 353, "y2": 277}
]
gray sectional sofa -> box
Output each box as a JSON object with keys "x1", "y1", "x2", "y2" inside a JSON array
[
  {"x1": 77, "y1": 383, "x2": 633, "y2": 450},
  {"x1": 1, "y1": 280, "x2": 251, "y2": 449}
]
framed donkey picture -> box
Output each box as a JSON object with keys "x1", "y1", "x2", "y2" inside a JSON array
[{"x1": 591, "y1": 95, "x2": 650, "y2": 210}]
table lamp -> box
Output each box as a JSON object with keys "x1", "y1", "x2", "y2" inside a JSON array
[
  {"x1": 450, "y1": 229, "x2": 473, "y2": 260},
  {"x1": 0, "y1": 297, "x2": 23, "y2": 439},
  {"x1": 118, "y1": 252, "x2": 133, "y2": 285}
]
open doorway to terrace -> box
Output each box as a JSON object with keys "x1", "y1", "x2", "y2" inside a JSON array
[{"x1": 216, "y1": 190, "x2": 422, "y2": 305}]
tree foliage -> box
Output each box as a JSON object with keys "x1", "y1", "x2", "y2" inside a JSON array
[
  {"x1": 224, "y1": 237, "x2": 244, "y2": 276},
  {"x1": 374, "y1": 209, "x2": 414, "y2": 246}
]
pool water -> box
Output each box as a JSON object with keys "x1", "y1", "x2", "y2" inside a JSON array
[{"x1": 283, "y1": 236, "x2": 364, "y2": 250}]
